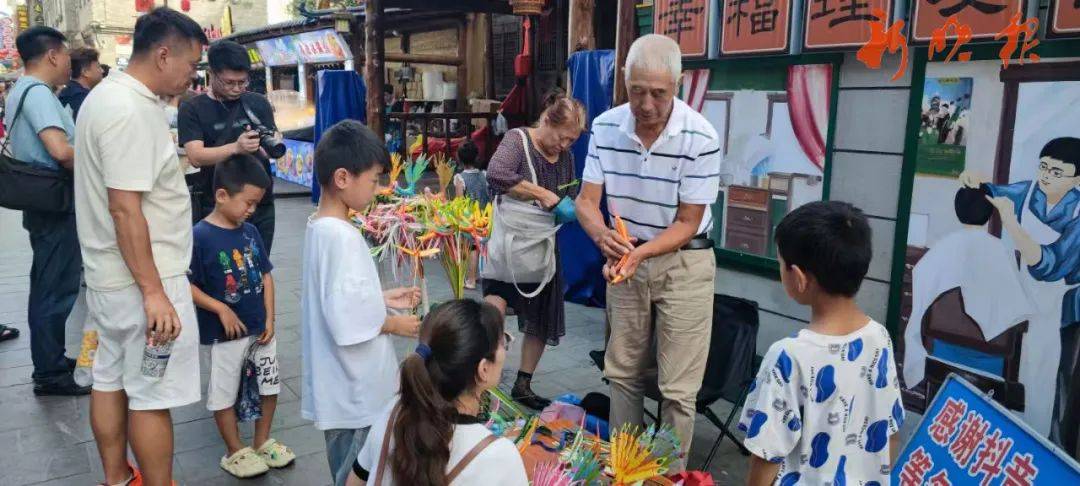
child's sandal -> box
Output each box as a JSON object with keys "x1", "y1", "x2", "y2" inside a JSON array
[{"x1": 257, "y1": 438, "x2": 296, "y2": 468}]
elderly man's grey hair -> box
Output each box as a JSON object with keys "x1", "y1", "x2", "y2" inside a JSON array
[{"x1": 623, "y1": 34, "x2": 682, "y2": 83}]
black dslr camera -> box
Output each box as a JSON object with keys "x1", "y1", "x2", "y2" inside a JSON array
[
  {"x1": 239, "y1": 98, "x2": 286, "y2": 159},
  {"x1": 253, "y1": 125, "x2": 286, "y2": 159}
]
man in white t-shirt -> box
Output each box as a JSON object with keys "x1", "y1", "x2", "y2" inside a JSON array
[
  {"x1": 301, "y1": 120, "x2": 421, "y2": 486},
  {"x1": 74, "y1": 8, "x2": 208, "y2": 486}
]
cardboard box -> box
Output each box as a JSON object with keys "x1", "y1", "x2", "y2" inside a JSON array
[{"x1": 469, "y1": 99, "x2": 500, "y2": 129}]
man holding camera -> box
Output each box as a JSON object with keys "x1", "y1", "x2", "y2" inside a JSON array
[{"x1": 179, "y1": 40, "x2": 281, "y2": 250}]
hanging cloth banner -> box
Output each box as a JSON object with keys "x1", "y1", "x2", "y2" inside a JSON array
[{"x1": 561, "y1": 49, "x2": 615, "y2": 308}]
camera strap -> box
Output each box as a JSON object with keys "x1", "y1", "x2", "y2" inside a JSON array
[
  {"x1": 208, "y1": 95, "x2": 245, "y2": 149},
  {"x1": 238, "y1": 95, "x2": 268, "y2": 131}
]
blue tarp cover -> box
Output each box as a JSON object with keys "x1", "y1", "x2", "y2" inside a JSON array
[
  {"x1": 312, "y1": 70, "x2": 366, "y2": 204},
  {"x1": 560, "y1": 50, "x2": 615, "y2": 308}
]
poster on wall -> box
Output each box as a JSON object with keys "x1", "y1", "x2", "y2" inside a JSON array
[
  {"x1": 698, "y1": 63, "x2": 831, "y2": 258},
  {"x1": 246, "y1": 45, "x2": 264, "y2": 69},
  {"x1": 899, "y1": 59, "x2": 1080, "y2": 460},
  {"x1": 917, "y1": 77, "x2": 972, "y2": 177},
  {"x1": 293, "y1": 29, "x2": 352, "y2": 63},
  {"x1": 274, "y1": 139, "x2": 314, "y2": 188},
  {"x1": 256, "y1": 36, "x2": 300, "y2": 67},
  {"x1": 0, "y1": 15, "x2": 15, "y2": 64},
  {"x1": 15, "y1": 5, "x2": 27, "y2": 32}
]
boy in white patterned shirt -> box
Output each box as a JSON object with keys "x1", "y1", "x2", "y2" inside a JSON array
[{"x1": 741, "y1": 201, "x2": 904, "y2": 486}]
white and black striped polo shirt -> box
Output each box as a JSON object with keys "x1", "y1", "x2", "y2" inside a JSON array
[{"x1": 582, "y1": 98, "x2": 722, "y2": 241}]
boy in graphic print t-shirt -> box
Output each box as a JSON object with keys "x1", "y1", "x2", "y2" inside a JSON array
[
  {"x1": 189, "y1": 155, "x2": 295, "y2": 478},
  {"x1": 740, "y1": 201, "x2": 904, "y2": 486}
]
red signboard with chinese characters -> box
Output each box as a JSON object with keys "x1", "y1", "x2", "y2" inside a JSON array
[
  {"x1": 653, "y1": 0, "x2": 712, "y2": 58},
  {"x1": 912, "y1": 0, "x2": 1026, "y2": 41},
  {"x1": 805, "y1": 0, "x2": 895, "y2": 49},
  {"x1": 1049, "y1": 0, "x2": 1080, "y2": 37},
  {"x1": 721, "y1": 0, "x2": 793, "y2": 54}
]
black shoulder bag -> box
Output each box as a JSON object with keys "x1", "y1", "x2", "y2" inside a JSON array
[{"x1": 0, "y1": 83, "x2": 74, "y2": 213}]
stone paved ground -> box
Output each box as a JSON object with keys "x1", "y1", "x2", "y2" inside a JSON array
[{"x1": 0, "y1": 196, "x2": 751, "y2": 486}]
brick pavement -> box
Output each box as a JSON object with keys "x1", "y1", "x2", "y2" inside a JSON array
[{"x1": 0, "y1": 197, "x2": 751, "y2": 485}]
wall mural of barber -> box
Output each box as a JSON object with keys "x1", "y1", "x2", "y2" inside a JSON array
[{"x1": 899, "y1": 60, "x2": 1080, "y2": 460}]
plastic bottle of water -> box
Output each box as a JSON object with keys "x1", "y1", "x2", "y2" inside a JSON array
[
  {"x1": 71, "y1": 288, "x2": 95, "y2": 387},
  {"x1": 74, "y1": 329, "x2": 96, "y2": 386}
]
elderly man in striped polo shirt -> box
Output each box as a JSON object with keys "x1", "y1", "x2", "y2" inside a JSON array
[{"x1": 577, "y1": 34, "x2": 721, "y2": 460}]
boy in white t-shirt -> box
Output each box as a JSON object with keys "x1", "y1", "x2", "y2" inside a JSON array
[
  {"x1": 740, "y1": 201, "x2": 905, "y2": 486},
  {"x1": 301, "y1": 120, "x2": 421, "y2": 486}
]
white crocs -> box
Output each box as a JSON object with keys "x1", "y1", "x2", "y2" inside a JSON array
[
  {"x1": 220, "y1": 447, "x2": 269, "y2": 478},
  {"x1": 257, "y1": 438, "x2": 296, "y2": 468}
]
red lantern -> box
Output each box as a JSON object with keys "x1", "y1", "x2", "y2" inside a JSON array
[
  {"x1": 135, "y1": 0, "x2": 152, "y2": 13},
  {"x1": 181, "y1": 0, "x2": 190, "y2": 12}
]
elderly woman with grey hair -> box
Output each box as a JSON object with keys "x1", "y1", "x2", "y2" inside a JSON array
[
  {"x1": 483, "y1": 92, "x2": 586, "y2": 410},
  {"x1": 576, "y1": 34, "x2": 723, "y2": 463}
]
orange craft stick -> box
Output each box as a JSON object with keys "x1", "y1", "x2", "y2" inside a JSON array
[{"x1": 610, "y1": 212, "x2": 632, "y2": 284}]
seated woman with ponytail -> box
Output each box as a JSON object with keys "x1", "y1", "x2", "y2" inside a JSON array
[{"x1": 346, "y1": 299, "x2": 529, "y2": 486}]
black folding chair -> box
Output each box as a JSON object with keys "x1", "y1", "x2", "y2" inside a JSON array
[{"x1": 589, "y1": 294, "x2": 760, "y2": 470}]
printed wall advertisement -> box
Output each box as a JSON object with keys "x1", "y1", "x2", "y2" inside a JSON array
[
  {"x1": 893, "y1": 375, "x2": 1080, "y2": 485},
  {"x1": 697, "y1": 63, "x2": 831, "y2": 259},
  {"x1": 256, "y1": 36, "x2": 300, "y2": 67},
  {"x1": 15, "y1": 6, "x2": 27, "y2": 32},
  {"x1": 273, "y1": 139, "x2": 314, "y2": 188},
  {"x1": 255, "y1": 29, "x2": 351, "y2": 67},
  {"x1": 900, "y1": 59, "x2": 1080, "y2": 460},
  {"x1": 246, "y1": 45, "x2": 263, "y2": 68},
  {"x1": 293, "y1": 29, "x2": 352, "y2": 63},
  {"x1": 0, "y1": 15, "x2": 16, "y2": 64},
  {"x1": 917, "y1": 77, "x2": 973, "y2": 177}
]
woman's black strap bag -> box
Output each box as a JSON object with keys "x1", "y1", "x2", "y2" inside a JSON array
[{"x1": 0, "y1": 83, "x2": 74, "y2": 213}]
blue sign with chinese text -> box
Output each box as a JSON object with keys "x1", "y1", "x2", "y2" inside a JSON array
[{"x1": 893, "y1": 375, "x2": 1080, "y2": 485}]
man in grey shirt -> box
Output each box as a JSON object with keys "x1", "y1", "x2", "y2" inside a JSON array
[{"x1": 4, "y1": 26, "x2": 86, "y2": 396}]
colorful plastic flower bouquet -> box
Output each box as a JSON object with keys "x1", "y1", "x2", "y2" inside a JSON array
[{"x1": 352, "y1": 155, "x2": 492, "y2": 308}]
